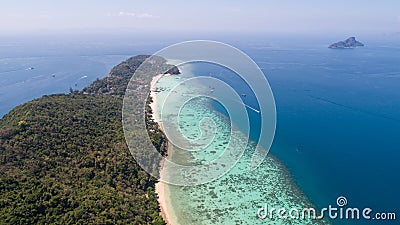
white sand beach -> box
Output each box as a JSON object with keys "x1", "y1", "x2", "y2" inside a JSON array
[{"x1": 150, "y1": 74, "x2": 179, "y2": 225}]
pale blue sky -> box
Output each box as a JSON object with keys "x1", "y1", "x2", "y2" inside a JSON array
[{"x1": 1, "y1": 0, "x2": 399, "y2": 35}]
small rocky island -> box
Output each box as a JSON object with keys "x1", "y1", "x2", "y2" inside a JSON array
[{"x1": 329, "y1": 37, "x2": 364, "y2": 49}]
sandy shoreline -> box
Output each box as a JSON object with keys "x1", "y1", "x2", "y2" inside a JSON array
[
  {"x1": 154, "y1": 166, "x2": 175, "y2": 225},
  {"x1": 150, "y1": 74, "x2": 178, "y2": 225}
]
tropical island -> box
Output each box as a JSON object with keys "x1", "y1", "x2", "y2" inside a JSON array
[
  {"x1": 329, "y1": 37, "x2": 364, "y2": 49},
  {"x1": 0, "y1": 54, "x2": 331, "y2": 225},
  {"x1": 0, "y1": 55, "x2": 174, "y2": 224}
]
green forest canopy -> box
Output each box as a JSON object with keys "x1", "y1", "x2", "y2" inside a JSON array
[{"x1": 0, "y1": 55, "x2": 173, "y2": 224}]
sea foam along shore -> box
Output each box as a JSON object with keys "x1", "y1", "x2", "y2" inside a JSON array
[{"x1": 150, "y1": 73, "x2": 178, "y2": 225}]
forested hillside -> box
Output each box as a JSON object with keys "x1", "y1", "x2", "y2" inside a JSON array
[
  {"x1": 83, "y1": 55, "x2": 179, "y2": 95},
  {"x1": 0, "y1": 55, "x2": 169, "y2": 224}
]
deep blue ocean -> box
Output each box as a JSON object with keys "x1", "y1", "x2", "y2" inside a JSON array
[
  {"x1": 0, "y1": 35, "x2": 172, "y2": 117},
  {"x1": 1, "y1": 35, "x2": 399, "y2": 224},
  {"x1": 249, "y1": 40, "x2": 400, "y2": 219},
  {"x1": 190, "y1": 37, "x2": 400, "y2": 224}
]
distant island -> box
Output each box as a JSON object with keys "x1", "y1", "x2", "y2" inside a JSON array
[{"x1": 329, "y1": 37, "x2": 364, "y2": 49}]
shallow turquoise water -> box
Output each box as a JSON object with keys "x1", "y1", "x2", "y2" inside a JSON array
[
  {"x1": 2, "y1": 36, "x2": 399, "y2": 224},
  {"x1": 153, "y1": 70, "x2": 331, "y2": 224}
]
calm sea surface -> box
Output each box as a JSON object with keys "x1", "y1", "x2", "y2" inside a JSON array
[{"x1": 1, "y1": 36, "x2": 399, "y2": 224}]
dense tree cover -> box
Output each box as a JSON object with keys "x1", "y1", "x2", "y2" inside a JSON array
[
  {"x1": 83, "y1": 55, "x2": 151, "y2": 95},
  {"x1": 145, "y1": 96, "x2": 168, "y2": 158},
  {"x1": 0, "y1": 55, "x2": 171, "y2": 224},
  {"x1": 0, "y1": 94, "x2": 164, "y2": 224},
  {"x1": 83, "y1": 55, "x2": 179, "y2": 96}
]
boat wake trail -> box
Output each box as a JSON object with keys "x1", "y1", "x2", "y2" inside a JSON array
[{"x1": 308, "y1": 94, "x2": 400, "y2": 123}]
